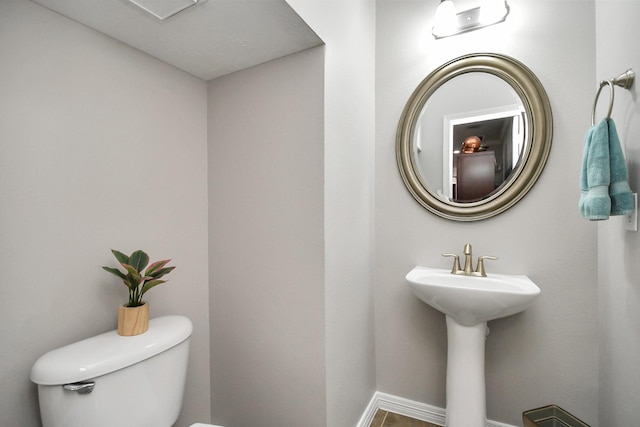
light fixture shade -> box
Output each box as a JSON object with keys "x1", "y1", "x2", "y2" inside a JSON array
[
  {"x1": 479, "y1": 0, "x2": 508, "y2": 24},
  {"x1": 432, "y1": 0, "x2": 510, "y2": 39},
  {"x1": 433, "y1": 0, "x2": 457, "y2": 37}
]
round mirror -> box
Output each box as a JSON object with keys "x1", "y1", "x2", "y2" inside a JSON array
[{"x1": 397, "y1": 53, "x2": 553, "y2": 221}]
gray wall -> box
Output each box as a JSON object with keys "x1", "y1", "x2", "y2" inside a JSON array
[
  {"x1": 208, "y1": 47, "x2": 327, "y2": 427},
  {"x1": 0, "y1": 1, "x2": 211, "y2": 426},
  {"x1": 207, "y1": 0, "x2": 378, "y2": 425},
  {"x1": 596, "y1": 1, "x2": 640, "y2": 426},
  {"x1": 287, "y1": 2, "x2": 377, "y2": 426},
  {"x1": 375, "y1": 1, "x2": 599, "y2": 425}
]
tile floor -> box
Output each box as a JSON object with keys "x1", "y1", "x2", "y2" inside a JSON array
[{"x1": 369, "y1": 410, "x2": 440, "y2": 427}]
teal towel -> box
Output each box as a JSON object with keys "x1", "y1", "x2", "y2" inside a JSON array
[
  {"x1": 579, "y1": 118, "x2": 633, "y2": 220},
  {"x1": 607, "y1": 119, "x2": 634, "y2": 215},
  {"x1": 580, "y1": 120, "x2": 610, "y2": 220}
]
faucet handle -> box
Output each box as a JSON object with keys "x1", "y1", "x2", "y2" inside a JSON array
[
  {"x1": 475, "y1": 256, "x2": 498, "y2": 277},
  {"x1": 441, "y1": 253, "x2": 461, "y2": 274}
]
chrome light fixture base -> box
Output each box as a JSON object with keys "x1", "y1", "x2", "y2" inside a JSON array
[{"x1": 432, "y1": 1, "x2": 510, "y2": 39}]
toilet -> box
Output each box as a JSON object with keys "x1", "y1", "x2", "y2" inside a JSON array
[{"x1": 30, "y1": 315, "x2": 223, "y2": 427}]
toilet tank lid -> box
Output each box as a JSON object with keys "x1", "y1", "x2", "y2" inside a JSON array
[{"x1": 30, "y1": 315, "x2": 193, "y2": 385}]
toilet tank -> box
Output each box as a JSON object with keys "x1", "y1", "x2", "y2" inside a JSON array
[{"x1": 31, "y1": 315, "x2": 193, "y2": 427}]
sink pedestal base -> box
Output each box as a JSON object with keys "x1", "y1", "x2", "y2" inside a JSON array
[{"x1": 445, "y1": 316, "x2": 487, "y2": 427}]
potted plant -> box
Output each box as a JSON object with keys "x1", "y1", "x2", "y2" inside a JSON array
[{"x1": 102, "y1": 249, "x2": 175, "y2": 336}]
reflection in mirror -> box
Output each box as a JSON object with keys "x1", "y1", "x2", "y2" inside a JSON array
[
  {"x1": 397, "y1": 53, "x2": 553, "y2": 221},
  {"x1": 449, "y1": 107, "x2": 526, "y2": 201},
  {"x1": 414, "y1": 73, "x2": 526, "y2": 202}
]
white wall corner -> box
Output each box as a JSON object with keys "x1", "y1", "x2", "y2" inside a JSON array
[{"x1": 356, "y1": 392, "x2": 518, "y2": 427}]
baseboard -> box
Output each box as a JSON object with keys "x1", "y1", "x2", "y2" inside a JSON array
[
  {"x1": 356, "y1": 391, "x2": 518, "y2": 427},
  {"x1": 365, "y1": 392, "x2": 446, "y2": 426}
]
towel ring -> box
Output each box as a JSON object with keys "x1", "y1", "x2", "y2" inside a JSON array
[
  {"x1": 591, "y1": 69, "x2": 635, "y2": 126},
  {"x1": 591, "y1": 80, "x2": 614, "y2": 126}
]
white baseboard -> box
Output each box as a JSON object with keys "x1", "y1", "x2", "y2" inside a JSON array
[{"x1": 356, "y1": 391, "x2": 518, "y2": 427}]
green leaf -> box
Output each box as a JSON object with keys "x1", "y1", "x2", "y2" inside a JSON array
[
  {"x1": 145, "y1": 259, "x2": 170, "y2": 275},
  {"x1": 129, "y1": 250, "x2": 149, "y2": 273},
  {"x1": 102, "y1": 266, "x2": 126, "y2": 280},
  {"x1": 111, "y1": 249, "x2": 130, "y2": 265},
  {"x1": 140, "y1": 279, "x2": 167, "y2": 295},
  {"x1": 147, "y1": 266, "x2": 175, "y2": 279},
  {"x1": 122, "y1": 264, "x2": 142, "y2": 284}
]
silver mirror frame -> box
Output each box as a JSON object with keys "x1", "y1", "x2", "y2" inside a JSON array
[{"x1": 396, "y1": 53, "x2": 553, "y2": 221}]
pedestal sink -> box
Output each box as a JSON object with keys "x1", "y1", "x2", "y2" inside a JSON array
[{"x1": 406, "y1": 266, "x2": 540, "y2": 427}]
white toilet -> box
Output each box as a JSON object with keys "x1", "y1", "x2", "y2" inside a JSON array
[{"x1": 30, "y1": 315, "x2": 223, "y2": 427}]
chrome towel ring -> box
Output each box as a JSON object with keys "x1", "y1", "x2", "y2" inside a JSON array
[{"x1": 591, "y1": 69, "x2": 635, "y2": 126}]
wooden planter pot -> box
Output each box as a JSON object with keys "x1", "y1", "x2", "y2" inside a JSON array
[{"x1": 117, "y1": 302, "x2": 149, "y2": 336}]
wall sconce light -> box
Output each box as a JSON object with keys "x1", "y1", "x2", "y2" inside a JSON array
[{"x1": 432, "y1": 0, "x2": 510, "y2": 39}]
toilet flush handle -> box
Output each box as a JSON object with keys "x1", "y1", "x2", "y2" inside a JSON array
[{"x1": 63, "y1": 381, "x2": 95, "y2": 394}]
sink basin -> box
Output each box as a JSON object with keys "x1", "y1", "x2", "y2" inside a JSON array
[
  {"x1": 406, "y1": 266, "x2": 540, "y2": 326},
  {"x1": 406, "y1": 265, "x2": 541, "y2": 427}
]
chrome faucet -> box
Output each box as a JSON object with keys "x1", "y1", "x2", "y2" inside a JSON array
[{"x1": 441, "y1": 243, "x2": 497, "y2": 277}]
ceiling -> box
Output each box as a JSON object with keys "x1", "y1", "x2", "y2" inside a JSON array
[{"x1": 31, "y1": 0, "x2": 323, "y2": 81}]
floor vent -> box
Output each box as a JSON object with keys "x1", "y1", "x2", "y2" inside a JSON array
[{"x1": 523, "y1": 405, "x2": 590, "y2": 427}]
